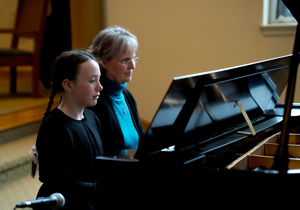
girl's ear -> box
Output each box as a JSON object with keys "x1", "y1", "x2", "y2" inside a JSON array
[{"x1": 62, "y1": 79, "x2": 73, "y2": 93}]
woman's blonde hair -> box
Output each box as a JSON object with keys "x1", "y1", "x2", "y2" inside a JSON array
[{"x1": 87, "y1": 26, "x2": 138, "y2": 71}]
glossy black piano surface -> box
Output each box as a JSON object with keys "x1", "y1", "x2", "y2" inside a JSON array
[
  {"x1": 97, "y1": 55, "x2": 298, "y2": 165},
  {"x1": 96, "y1": 54, "x2": 300, "y2": 169},
  {"x1": 135, "y1": 54, "x2": 300, "y2": 166},
  {"x1": 95, "y1": 54, "x2": 300, "y2": 208}
]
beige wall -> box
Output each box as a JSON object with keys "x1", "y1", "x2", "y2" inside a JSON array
[
  {"x1": 0, "y1": 0, "x2": 298, "y2": 122},
  {"x1": 104, "y1": 0, "x2": 298, "y2": 121},
  {"x1": 69, "y1": 0, "x2": 105, "y2": 49}
]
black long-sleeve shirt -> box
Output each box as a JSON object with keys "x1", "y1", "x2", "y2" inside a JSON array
[{"x1": 36, "y1": 108, "x2": 103, "y2": 210}]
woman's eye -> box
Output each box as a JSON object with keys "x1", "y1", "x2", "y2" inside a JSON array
[{"x1": 123, "y1": 60, "x2": 130, "y2": 65}]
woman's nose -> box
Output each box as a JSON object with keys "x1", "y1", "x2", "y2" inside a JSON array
[{"x1": 128, "y1": 60, "x2": 136, "y2": 69}]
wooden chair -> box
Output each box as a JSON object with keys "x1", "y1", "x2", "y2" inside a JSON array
[{"x1": 0, "y1": 0, "x2": 49, "y2": 97}]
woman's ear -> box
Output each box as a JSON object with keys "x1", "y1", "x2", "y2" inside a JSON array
[
  {"x1": 62, "y1": 79, "x2": 73, "y2": 93},
  {"x1": 100, "y1": 59, "x2": 107, "y2": 69}
]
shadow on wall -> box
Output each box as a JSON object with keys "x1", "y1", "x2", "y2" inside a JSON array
[{"x1": 40, "y1": 0, "x2": 72, "y2": 88}]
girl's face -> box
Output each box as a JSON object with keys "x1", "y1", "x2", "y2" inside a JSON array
[
  {"x1": 71, "y1": 60, "x2": 103, "y2": 108},
  {"x1": 101, "y1": 51, "x2": 136, "y2": 84}
]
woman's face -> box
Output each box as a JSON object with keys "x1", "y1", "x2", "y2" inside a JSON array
[
  {"x1": 101, "y1": 51, "x2": 136, "y2": 84},
  {"x1": 71, "y1": 59, "x2": 103, "y2": 108}
]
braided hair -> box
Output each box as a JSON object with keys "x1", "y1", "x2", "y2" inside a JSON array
[{"x1": 43, "y1": 50, "x2": 96, "y2": 119}]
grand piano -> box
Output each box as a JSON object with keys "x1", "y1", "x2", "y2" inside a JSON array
[
  {"x1": 96, "y1": 53, "x2": 300, "y2": 207},
  {"x1": 96, "y1": 1, "x2": 300, "y2": 206},
  {"x1": 136, "y1": 53, "x2": 300, "y2": 167},
  {"x1": 96, "y1": 55, "x2": 300, "y2": 203}
]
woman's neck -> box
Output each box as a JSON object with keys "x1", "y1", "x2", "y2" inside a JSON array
[{"x1": 102, "y1": 73, "x2": 126, "y2": 97}]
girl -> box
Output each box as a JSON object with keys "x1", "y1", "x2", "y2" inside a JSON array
[{"x1": 35, "y1": 50, "x2": 103, "y2": 210}]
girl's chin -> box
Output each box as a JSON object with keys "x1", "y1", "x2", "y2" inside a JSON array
[{"x1": 89, "y1": 100, "x2": 98, "y2": 107}]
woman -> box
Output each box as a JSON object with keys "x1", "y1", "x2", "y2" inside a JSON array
[
  {"x1": 35, "y1": 50, "x2": 103, "y2": 210},
  {"x1": 87, "y1": 26, "x2": 145, "y2": 155}
]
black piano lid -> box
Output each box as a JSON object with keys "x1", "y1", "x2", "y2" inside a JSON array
[{"x1": 137, "y1": 54, "x2": 298, "y2": 156}]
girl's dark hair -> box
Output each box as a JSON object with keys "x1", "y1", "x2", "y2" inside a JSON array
[{"x1": 43, "y1": 50, "x2": 96, "y2": 119}]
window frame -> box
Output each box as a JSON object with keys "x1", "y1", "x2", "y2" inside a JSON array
[{"x1": 261, "y1": 0, "x2": 297, "y2": 36}]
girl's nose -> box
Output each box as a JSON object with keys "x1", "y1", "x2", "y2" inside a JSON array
[{"x1": 97, "y1": 81, "x2": 103, "y2": 91}]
